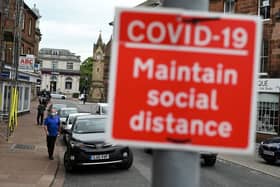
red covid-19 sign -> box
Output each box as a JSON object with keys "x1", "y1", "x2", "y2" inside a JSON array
[{"x1": 108, "y1": 8, "x2": 262, "y2": 153}]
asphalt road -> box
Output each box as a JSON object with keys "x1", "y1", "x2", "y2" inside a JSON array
[
  {"x1": 53, "y1": 99, "x2": 280, "y2": 187},
  {"x1": 62, "y1": 148, "x2": 280, "y2": 187}
]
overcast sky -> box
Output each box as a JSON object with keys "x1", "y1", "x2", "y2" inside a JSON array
[{"x1": 24, "y1": 0, "x2": 144, "y2": 61}]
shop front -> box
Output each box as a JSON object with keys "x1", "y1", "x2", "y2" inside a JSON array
[
  {"x1": 0, "y1": 71, "x2": 40, "y2": 114},
  {"x1": 256, "y1": 79, "x2": 280, "y2": 141}
]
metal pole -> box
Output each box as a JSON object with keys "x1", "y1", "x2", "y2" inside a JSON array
[{"x1": 152, "y1": 1, "x2": 209, "y2": 187}]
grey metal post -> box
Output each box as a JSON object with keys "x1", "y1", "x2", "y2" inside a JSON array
[{"x1": 152, "y1": 0, "x2": 209, "y2": 187}]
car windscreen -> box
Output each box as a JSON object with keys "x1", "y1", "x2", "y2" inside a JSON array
[
  {"x1": 73, "y1": 118, "x2": 106, "y2": 134},
  {"x1": 60, "y1": 109, "x2": 78, "y2": 118}
]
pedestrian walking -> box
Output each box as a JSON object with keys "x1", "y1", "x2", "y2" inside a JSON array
[
  {"x1": 83, "y1": 94, "x2": 87, "y2": 104},
  {"x1": 37, "y1": 103, "x2": 45, "y2": 125},
  {"x1": 43, "y1": 108, "x2": 60, "y2": 160}
]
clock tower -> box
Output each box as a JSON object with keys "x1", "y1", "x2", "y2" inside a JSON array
[{"x1": 89, "y1": 33, "x2": 106, "y2": 102}]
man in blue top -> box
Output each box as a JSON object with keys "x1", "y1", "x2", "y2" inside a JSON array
[{"x1": 44, "y1": 108, "x2": 60, "y2": 160}]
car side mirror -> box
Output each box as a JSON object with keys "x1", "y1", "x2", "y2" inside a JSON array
[{"x1": 62, "y1": 121, "x2": 66, "y2": 125}]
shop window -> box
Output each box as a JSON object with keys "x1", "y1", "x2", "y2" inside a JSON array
[
  {"x1": 3, "y1": 85, "x2": 11, "y2": 112},
  {"x1": 259, "y1": 0, "x2": 271, "y2": 20},
  {"x1": 18, "y1": 87, "x2": 23, "y2": 111},
  {"x1": 23, "y1": 87, "x2": 30, "y2": 110},
  {"x1": 224, "y1": 0, "x2": 235, "y2": 13},
  {"x1": 65, "y1": 77, "x2": 72, "y2": 90},
  {"x1": 257, "y1": 101, "x2": 279, "y2": 134},
  {"x1": 260, "y1": 40, "x2": 269, "y2": 72}
]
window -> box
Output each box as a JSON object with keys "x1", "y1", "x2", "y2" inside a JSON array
[
  {"x1": 224, "y1": 0, "x2": 235, "y2": 13},
  {"x1": 259, "y1": 0, "x2": 271, "y2": 20},
  {"x1": 257, "y1": 101, "x2": 279, "y2": 134},
  {"x1": 22, "y1": 13, "x2": 25, "y2": 30},
  {"x1": 66, "y1": 62, "x2": 73, "y2": 70},
  {"x1": 27, "y1": 48, "x2": 31, "y2": 54},
  {"x1": 23, "y1": 87, "x2": 30, "y2": 110},
  {"x1": 28, "y1": 18, "x2": 32, "y2": 36},
  {"x1": 21, "y1": 44, "x2": 24, "y2": 55},
  {"x1": 18, "y1": 87, "x2": 23, "y2": 111},
  {"x1": 65, "y1": 77, "x2": 72, "y2": 90},
  {"x1": 260, "y1": 40, "x2": 269, "y2": 72},
  {"x1": 52, "y1": 61, "x2": 58, "y2": 70},
  {"x1": 52, "y1": 50, "x2": 59, "y2": 55}
]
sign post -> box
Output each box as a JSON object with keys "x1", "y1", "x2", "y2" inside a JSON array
[
  {"x1": 108, "y1": 0, "x2": 262, "y2": 186},
  {"x1": 153, "y1": 1, "x2": 206, "y2": 187}
]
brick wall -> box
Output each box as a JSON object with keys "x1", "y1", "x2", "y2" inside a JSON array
[{"x1": 209, "y1": 0, "x2": 280, "y2": 78}]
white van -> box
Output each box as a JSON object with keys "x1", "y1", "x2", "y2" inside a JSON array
[{"x1": 93, "y1": 103, "x2": 108, "y2": 115}]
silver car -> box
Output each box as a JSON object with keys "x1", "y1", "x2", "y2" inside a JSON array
[
  {"x1": 58, "y1": 107, "x2": 78, "y2": 124},
  {"x1": 62, "y1": 112, "x2": 91, "y2": 143}
]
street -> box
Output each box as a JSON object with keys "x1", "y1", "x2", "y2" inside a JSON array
[{"x1": 53, "y1": 99, "x2": 280, "y2": 187}]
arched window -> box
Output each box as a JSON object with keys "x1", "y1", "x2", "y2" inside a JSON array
[{"x1": 65, "y1": 77, "x2": 72, "y2": 90}]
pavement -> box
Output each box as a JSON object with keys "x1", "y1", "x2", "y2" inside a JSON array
[
  {"x1": 0, "y1": 100, "x2": 62, "y2": 187},
  {"x1": 219, "y1": 148, "x2": 280, "y2": 179},
  {"x1": 0, "y1": 99, "x2": 279, "y2": 187}
]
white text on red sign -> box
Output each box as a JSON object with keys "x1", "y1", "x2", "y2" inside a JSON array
[{"x1": 125, "y1": 19, "x2": 249, "y2": 55}]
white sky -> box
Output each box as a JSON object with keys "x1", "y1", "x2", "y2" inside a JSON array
[{"x1": 24, "y1": 0, "x2": 145, "y2": 61}]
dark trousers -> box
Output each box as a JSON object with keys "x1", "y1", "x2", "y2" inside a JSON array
[
  {"x1": 37, "y1": 112, "x2": 44, "y2": 125},
  {"x1": 47, "y1": 136, "x2": 57, "y2": 158}
]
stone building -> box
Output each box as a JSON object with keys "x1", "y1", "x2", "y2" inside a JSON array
[
  {"x1": 39, "y1": 48, "x2": 80, "y2": 96},
  {"x1": 0, "y1": 0, "x2": 41, "y2": 113}
]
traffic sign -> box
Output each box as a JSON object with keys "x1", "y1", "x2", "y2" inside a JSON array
[{"x1": 108, "y1": 8, "x2": 262, "y2": 153}]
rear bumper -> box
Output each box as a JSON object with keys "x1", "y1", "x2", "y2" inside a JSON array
[{"x1": 200, "y1": 153, "x2": 217, "y2": 159}]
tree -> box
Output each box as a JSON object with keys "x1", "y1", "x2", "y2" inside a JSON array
[{"x1": 79, "y1": 57, "x2": 93, "y2": 93}]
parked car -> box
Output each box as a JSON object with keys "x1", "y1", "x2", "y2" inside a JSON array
[
  {"x1": 200, "y1": 152, "x2": 217, "y2": 166},
  {"x1": 64, "y1": 115, "x2": 133, "y2": 172},
  {"x1": 52, "y1": 104, "x2": 67, "y2": 111},
  {"x1": 61, "y1": 112, "x2": 91, "y2": 143},
  {"x1": 144, "y1": 149, "x2": 217, "y2": 166},
  {"x1": 57, "y1": 107, "x2": 78, "y2": 124},
  {"x1": 93, "y1": 103, "x2": 108, "y2": 115},
  {"x1": 258, "y1": 137, "x2": 280, "y2": 164},
  {"x1": 51, "y1": 93, "x2": 67, "y2": 99}
]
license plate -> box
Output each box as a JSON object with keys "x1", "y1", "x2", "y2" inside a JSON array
[
  {"x1": 263, "y1": 150, "x2": 275, "y2": 156},
  {"x1": 90, "y1": 154, "x2": 109, "y2": 161}
]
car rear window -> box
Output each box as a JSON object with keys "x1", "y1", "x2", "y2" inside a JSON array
[
  {"x1": 264, "y1": 138, "x2": 280, "y2": 144},
  {"x1": 60, "y1": 109, "x2": 78, "y2": 117}
]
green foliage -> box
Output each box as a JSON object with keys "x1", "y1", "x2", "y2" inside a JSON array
[{"x1": 80, "y1": 57, "x2": 93, "y2": 93}]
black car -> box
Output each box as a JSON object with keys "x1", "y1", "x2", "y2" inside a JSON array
[
  {"x1": 144, "y1": 149, "x2": 217, "y2": 166},
  {"x1": 258, "y1": 137, "x2": 280, "y2": 164},
  {"x1": 64, "y1": 115, "x2": 133, "y2": 172}
]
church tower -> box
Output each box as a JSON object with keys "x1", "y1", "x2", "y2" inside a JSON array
[{"x1": 89, "y1": 33, "x2": 106, "y2": 102}]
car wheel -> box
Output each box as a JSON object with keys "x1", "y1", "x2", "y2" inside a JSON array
[
  {"x1": 118, "y1": 150, "x2": 133, "y2": 170},
  {"x1": 264, "y1": 157, "x2": 276, "y2": 164},
  {"x1": 64, "y1": 150, "x2": 75, "y2": 172},
  {"x1": 204, "y1": 158, "x2": 216, "y2": 166},
  {"x1": 62, "y1": 96, "x2": 66, "y2": 99}
]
